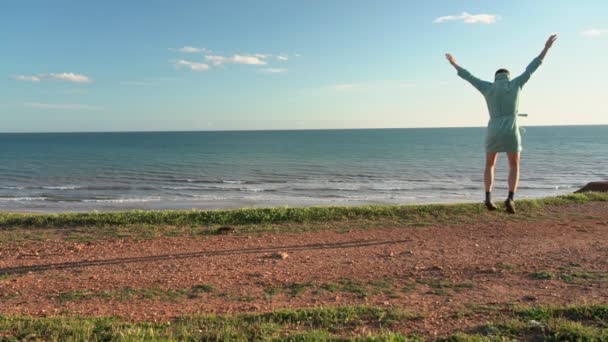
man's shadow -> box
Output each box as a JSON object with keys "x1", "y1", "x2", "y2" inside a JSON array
[{"x1": 0, "y1": 239, "x2": 412, "y2": 275}]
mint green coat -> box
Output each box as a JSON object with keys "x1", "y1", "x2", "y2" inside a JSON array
[{"x1": 456, "y1": 57, "x2": 542, "y2": 152}]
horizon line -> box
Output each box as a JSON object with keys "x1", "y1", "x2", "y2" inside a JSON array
[{"x1": 0, "y1": 123, "x2": 606, "y2": 135}]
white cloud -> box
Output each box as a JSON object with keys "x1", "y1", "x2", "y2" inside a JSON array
[
  {"x1": 170, "y1": 46, "x2": 209, "y2": 53},
  {"x1": 24, "y1": 102, "x2": 99, "y2": 110},
  {"x1": 47, "y1": 73, "x2": 92, "y2": 83},
  {"x1": 205, "y1": 54, "x2": 268, "y2": 66},
  {"x1": 581, "y1": 28, "x2": 607, "y2": 37},
  {"x1": 14, "y1": 75, "x2": 41, "y2": 82},
  {"x1": 14, "y1": 72, "x2": 92, "y2": 83},
  {"x1": 173, "y1": 60, "x2": 210, "y2": 71},
  {"x1": 433, "y1": 12, "x2": 499, "y2": 24},
  {"x1": 276, "y1": 55, "x2": 289, "y2": 61},
  {"x1": 259, "y1": 68, "x2": 288, "y2": 74}
]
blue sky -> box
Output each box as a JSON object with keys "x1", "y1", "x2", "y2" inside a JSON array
[{"x1": 1, "y1": 0, "x2": 607, "y2": 132}]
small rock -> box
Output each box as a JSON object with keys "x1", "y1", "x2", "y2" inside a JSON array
[
  {"x1": 216, "y1": 226, "x2": 235, "y2": 234},
  {"x1": 270, "y1": 252, "x2": 289, "y2": 259},
  {"x1": 522, "y1": 295, "x2": 537, "y2": 302},
  {"x1": 425, "y1": 265, "x2": 443, "y2": 271}
]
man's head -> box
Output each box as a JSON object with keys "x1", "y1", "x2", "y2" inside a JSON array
[{"x1": 495, "y1": 68, "x2": 510, "y2": 78}]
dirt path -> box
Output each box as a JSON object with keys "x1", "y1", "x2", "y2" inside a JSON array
[{"x1": 1, "y1": 202, "x2": 607, "y2": 336}]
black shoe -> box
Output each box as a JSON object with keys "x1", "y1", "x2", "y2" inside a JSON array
[
  {"x1": 505, "y1": 199, "x2": 516, "y2": 214},
  {"x1": 485, "y1": 201, "x2": 498, "y2": 211}
]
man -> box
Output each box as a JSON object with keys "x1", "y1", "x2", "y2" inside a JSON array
[{"x1": 446, "y1": 34, "x2": 557, "y2": 213}]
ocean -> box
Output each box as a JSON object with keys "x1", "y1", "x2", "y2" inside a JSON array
[{"x1": 1, "y1": 126, "x2": 606, "y2": 212}]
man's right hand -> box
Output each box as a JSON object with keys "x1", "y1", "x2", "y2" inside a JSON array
[
  {"x1": 545, "y1": 34, "x2": 558, "y2": 49},
  {"x1": 445, "y1": 53, "x2": 458, "y2": 68}
]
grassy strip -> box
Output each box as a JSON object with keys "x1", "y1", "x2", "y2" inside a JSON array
[
  {"x1": 1, "y1": 192, "x2": 606, "y2": 230},
  {"x1": 1, "y1": 305, "x2": 607, "y2": 341}
]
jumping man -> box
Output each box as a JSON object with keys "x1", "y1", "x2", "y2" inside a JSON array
[{"x1": 446, "y1": 34, "x2": 557, "y2": 213}]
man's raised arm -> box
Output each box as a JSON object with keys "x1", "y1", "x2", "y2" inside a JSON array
[
  {"x1": 538, "y1": 34, "x2": 557, "y2": 61},
  {"x1": 515, "y1": 34, "x2": 557, "y2": 88},
  {"x1": 446, "y1": 53, "x2": 491, "y2": 94}
]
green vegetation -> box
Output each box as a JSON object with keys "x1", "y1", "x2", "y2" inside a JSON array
[
  {"x1": 0, "y1": 306, "x2": 418, "y2": 341},
  {"x1": 49, "y1": 285, "x2": 215, "y2": 303},
  {"x1": 1, "y1": 305, "x2": 607, "y2": 341},
  {"x1": 462, "y1": 304, "x2": 608, "y2": 341},
  {"x1": 415, "y1": 278, "x2": 473, "y2": 296},
  {"x1": 529, "y1": 271, "x2": 555, "y2": 280},
  {"x1": 1, "y1": 193, "x2": 606, "y2": 231},
  {"x1": 338, "y1": 279, "x2": 369, "y2": 299},
  {"x1": 528, "y1": 265, "x2": 608, "y2": 285},
  {"x1": 560, "y1": 270, "x2": 608, "y2": 284},
  {"x1": 286, "y1": 282, "x2": 314, "y2": 297},
  {"x1": 494, "y1": 263, "x2": 516, "y2": 271}
]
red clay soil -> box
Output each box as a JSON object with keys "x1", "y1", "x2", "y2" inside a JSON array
[{"x1": 1, "y1": 202, "x2": 607, "y2": 336}]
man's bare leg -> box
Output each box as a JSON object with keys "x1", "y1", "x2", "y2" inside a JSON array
[
  {"x1": 505, "y1": 152, "x2": 520, "y2": 214},
  {"x1": 484, "y1": 152, "x2": 499, "y2": 210}
]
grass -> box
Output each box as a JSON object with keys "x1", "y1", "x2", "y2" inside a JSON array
[
  {"x1": 0, "y1": 306, "x2": 419, "y2": 341},
  {"x1": 1, "y1": 193, "x2": 606, "y2": 232},
  {"x1": 529, "y1": 271, "x2": 555, "y2": 280},
  {"x1": 494, "y1": 262, "x2": 516, "y2": 271},
  {"x1": 0, "y1": 305, "x2": 606, "y2": 341},
  {"x1": 417, "y1": 278, "x2": 474, "y2": 296},
  {"x1": 49, "y1": 285, "x2": 215, "y2": 303},
  {"x1": 560, "y1": 270, "x2": 608, "y2": 284},
  {"x1": 529, "y1": 265, "x2": 608, "y2": 285},
  {"x1": 286, "y1": 282, "x2": 314, "y2": 297},
  {"x1": 462, "y1": 304, "x2": 608, "y2": 341},
  {"x1": 339, "y1": 279, "x2": 369, "y2": 299}
]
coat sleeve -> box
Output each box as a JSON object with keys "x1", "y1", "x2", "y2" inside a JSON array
[
  {"x1": 513, "y1": 57, "x2": 542, "y2": 88},
  {"x1": 456, "y1": 66, "x2": 491, "y2": 94}
]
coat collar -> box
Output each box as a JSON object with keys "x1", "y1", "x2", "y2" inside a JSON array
[{"x1": 495, "y1": 73, "x2": 510, "y2": 81}]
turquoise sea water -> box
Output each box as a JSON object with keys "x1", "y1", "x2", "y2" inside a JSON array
[{"x1": 0, "y1": 126, "x2": 606, "y2": 212}]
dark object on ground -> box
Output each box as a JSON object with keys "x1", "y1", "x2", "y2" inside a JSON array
[
  {"x1": 575, "y1": 182, "x2": 608, "y2": 193},
  {"x1": 485, "y1": 201, "x2": 497, "y2": 211},
  {"x1": 216, "y1": 226, "x2": 235, "y2": 234},
  {"x1": 505, "y1": 199, "x2": 516, "y2": 214}
]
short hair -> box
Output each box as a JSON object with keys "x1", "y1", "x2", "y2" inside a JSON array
[{"x1": 495, "y1": 68, "x2": 510, "y2": 77}]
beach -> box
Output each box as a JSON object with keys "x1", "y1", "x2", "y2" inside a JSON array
[{"x1": 1, "y1": 193, "x2": 607, "y2": 339}]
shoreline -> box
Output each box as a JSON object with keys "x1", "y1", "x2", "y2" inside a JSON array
[{"x1": 0, "y1": 188, "x2": 577, "y2": 214}]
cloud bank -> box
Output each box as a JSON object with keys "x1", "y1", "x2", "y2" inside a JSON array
[
  {"x1": 205, "y1": 54, "x2": 268, "y2": 66},
  {"x1": 433, "y1": 12, "x2": 499, "y2": 24},
  {"x1": 173, "y1": 60, "x2": 210, "y2": 71},
  {"x1": 170, "y1": 46, "x2": 210, "y2": 53},
  {"x1": 581, "y1": 28, "x2": 607, "y2": 37},
  {"x1": 24, "y1": 102, "x2": 99, "y2": 110},
  {"x1": 14, "y1": 73, "x2": 93, "y2": 83},
  {"x1": 169, "y1": 47, "x2": 297, "y2": 73}
]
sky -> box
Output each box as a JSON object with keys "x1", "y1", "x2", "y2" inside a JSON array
[{"x1": 1, "y1": 0, "x2": 607, "y2": 132}]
